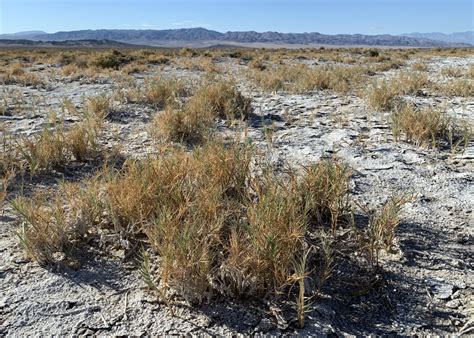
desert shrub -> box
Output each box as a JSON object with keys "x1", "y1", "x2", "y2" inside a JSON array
[
  {"x1": 12, "y1": 178, "x2": 102, "y2": 264},
  {"x1": 192, "y1": 81, "x2": 252, "y2": 120},
  {"x1": 411, "y1": 62, "x2": 428, "y2": 72},
  {"x1": 93, "y1": 50, "x2": 131, "y2": 69},
  {"x1": 435, "y1": 78, "x2": 474, "y2": 97},
  {"x1": 150, "y1": 81, "x2": 251, "y2": 144},
  {"x1": 440, "y1": 66, "x2": 463, "y2": 78},
  {"x1": 393, "y1": 71, "x2": 429, "y2": 96},
  {"x1": 0, "y1": 63, "x2": 42, "y2": 86},
  {"x1": 16, "y1": 112, "x2": 104, "y2": 175},
  {"x1": 150, "y1": 104, "x2": 213, "y2": 144},
  {"x1": 365, "y1": 79, "x2": 399, "y2": 111},
  {"x1": 391, "y1": 105, "x2": 472, "y2": 150},
  {"x1": 142, "y1": 76, "x2": 188, "y2": 108}
]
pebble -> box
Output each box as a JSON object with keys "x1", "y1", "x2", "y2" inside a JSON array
[{"x1": 445, "y1": 299, "x2": 461, "y2": 309}]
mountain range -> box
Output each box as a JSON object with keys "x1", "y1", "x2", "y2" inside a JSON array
[
  {"x1": 0, "y1": 28, "x2": 472, "y2": 48},
  {"x1": 403, "y1": 31, "x2": 473, "y2": 45}
]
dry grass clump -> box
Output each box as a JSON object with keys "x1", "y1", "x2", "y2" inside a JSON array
[
  {"x1": 192, "y1": 80, "x2": 252, "y2": 120},
  {"x1": 174, "y1": 56, "x2": 220, "y2": 73},
  {"x1": 86, "y1": 94, "x2": 111, "y2": 120},
  {"x1": 92, "y1": 50, "x2": 132, "y2": 70},
  {"x1": 440, "y1": 66, "x2": 463, "y2": 78},
  {"x1": 358, "y1": 194, "x2": 412, "y2": 267},
  {"x1": 365, "y1": 79, "x2": 399, "y2": 111},
  {"x1": 150, "y1": 104, "x2": 214, "y2": 144},
  {"x1": 391, "y1": 105, "x2": 472, "y2": 150},
  {"x1": 435, "y1": 78, "x2": 474, "y2": 97},
  {"x1": 393, "y1": 71, "x2": 429, "y2": 96},
  {"x1": 0, "y1": 63, "x2": 42, "y2": 87},
  {"x1": 13, "y1": 140, "x2": 353, "y2": 303},
  {"x1": 365, "y1": 71, "x2": 430, "y2": 111},
  {"x1": 141, "y1": 77, "x2": 189, "y2": 108},
  {"x1": 12, "y1": 178, "x2": 102, "y2": 263},
  {"x1": 411, "y1": 62, "x2": 428, "y2": 72},
  {"x1": 16, "y1": 111, "x2": 104, "y2": 175},
  {"x1": 249, "y1": 64, "x2": 367, "y2": 94},
  {"x1": 150, "y1": 81, "x2": 251, "y2": 144}
]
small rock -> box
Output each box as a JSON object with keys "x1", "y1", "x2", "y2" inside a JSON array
[
  {"x1": 256, "y1": 318, "x2": 275, "y2": 333},
  {"x1": 426, "y1": 278, "x2": 454, "y2": 300},
  {"x1": 452, "y1": 290, "x2": 462, "y2": 299},
  {"x1": 445, "y1": 299, "x2": 461, "y2": 309}
]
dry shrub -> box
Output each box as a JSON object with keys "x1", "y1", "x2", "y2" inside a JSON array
[
  {"x1": 411, "y1": 62, "x2": 428, "y2": 72},
  {"x1": 392, "y1": 105, "x2": 472, "y2": 150},
  {"x1": 0, "y1": 63, "x2": 42, "y2": 87},
  {"x1": 440, "y1": 66, "x2": 463, "y2": 78},
  {"x1": 249, "y1": 64, "x2": 367, "y2": 94},
  {"x1": 436, "y1": 78, "x2": 474, "y2": 97},
  {"x1": 142, "y1": 76, "x2": 188, "y2": 108},
  {"x1": 16, "y1": 112, "x2": 104, "y2": 175},
  {"x1": 92, "y1": 50, "x2": 131, "y2": 69},
  {"x1": 358, "y1": 194, "x2": 412, "y2": 268},
  {"x1": 365, "y1": 79, "x2": 399, "y2": 111},
  {"x1": 12, "y1": 178, "x2": 102, "y2": 264},
  {"x1": 150, "y1": 81, "x2": 251, "y2": 144},
  {"x1": 150, "y1": 105, "x2": 213, "y2": 144}
]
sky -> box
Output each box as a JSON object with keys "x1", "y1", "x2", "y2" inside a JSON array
[{"x1": 0, "y1": 0, "x2": 473, "y2": 35}]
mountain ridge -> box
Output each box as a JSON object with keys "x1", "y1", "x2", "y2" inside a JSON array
[
  {"x1": 0, "y1": 28, "x2": 471, "y2": 47},
  {"x1": 403, "y1": 31, "x2": 473, "y2": 45}
]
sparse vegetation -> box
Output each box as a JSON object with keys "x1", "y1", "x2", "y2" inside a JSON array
[
  {"x1": 2, "y1": 46, "x2": 472, "y2": 334},
  {"x1": 391, "y1": 105, "x2": 472, "y2": 150}
]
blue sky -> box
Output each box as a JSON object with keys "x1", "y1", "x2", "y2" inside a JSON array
[{"x1": 0, "y1": 0, "x2": 472, "y2": 35}]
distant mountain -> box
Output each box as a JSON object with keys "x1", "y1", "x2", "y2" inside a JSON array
[
  {"x1": 0, "y1": 39, "x2": 143, "y2": 48},
  {"x1": 0, "y1": 28, "x2": 471, "y2": 47},
  {"x1": 403, "y1": 31, "x2": 473, "y2": 45},
  {"x1": 0, "y1": 31, "x2": 47, "y2": 39}
]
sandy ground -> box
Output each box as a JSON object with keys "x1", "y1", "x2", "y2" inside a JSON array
[{"x1": 1, "y1": 54, "x2": 473, "y2": 335}]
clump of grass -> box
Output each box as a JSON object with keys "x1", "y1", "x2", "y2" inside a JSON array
[
  {"x1": 12, "y1": 178, "x2": 102, "y2": 264},
  {"x1": 150, "y1": 104, "x2": 214, "y2": 144},
  {"x1": 0, "y1": 63, "x2": 42, "y2": 87},
  {"x1": 93, "y1": 50, "x2": 131, "y2": 70},
  {"x1": 359, "y1": 194, "x2": 411, "y2": 268},
  {"x1": 249, "y1": 64, "x2": 367, "y2": 94},
  {"x1": 150, "y1": 81, "x2": 251, "y2": 144},
  {"x1": 411, "y1": 62, "x2": 428, "y2": 72},
  {"x1": 365, "y1": 79, "x2": 399, "y2": 111},
  {"x1": 441, "y1": 66, "x2": 463, "y2": 78},
  {"x1": 391, "y1": 105, "x2": 472, "y2": 150},
  {"x1": 192, "y1": 80, "x2": 252, "y2": 121},
  {"x1": 142, "y1": 76, "x2": 188, "y2": 108},
  {"x1": 393, "y1": 71, "x2": 429, "y2": 96},
  {"x1": 299, "y1": 160, "x2": 351, "y2": 231},
  {"x1": 85, "y1": 94, "x2": 111, "y2": 120},
  {"x1": 16, "y1": 112, "x2": 104, "y2": 175},
  {"x1": 436, "y1": 78, "x2": 474, "y2": 97}
]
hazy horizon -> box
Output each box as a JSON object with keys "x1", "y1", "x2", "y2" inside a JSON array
[{"x1": 0, "y1": 0, "x2": 472, "y2": 36}]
